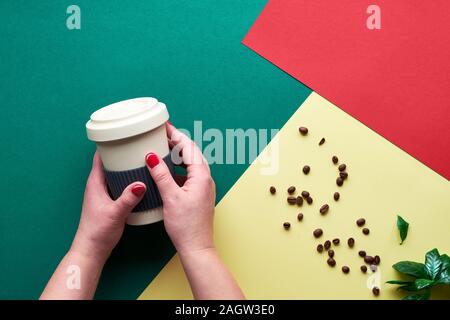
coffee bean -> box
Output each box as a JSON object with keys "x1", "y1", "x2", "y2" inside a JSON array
[
  {"x1": 324, "y1": 240, "x2": 331, "y2": 250},
  {"x1": 283, "y1": 222, "x2": 291, "y2": 229},
  {"x1": 297, "y1": 213, "x2": 304, "y2": 221},
  {"x1": 332, "y1": 156, "x2": 338, "y2": 164},
  {"x1": 339, "y1": 172, "x2": 348, "y2": 179},
  {"x1": 313, "y1": 228, "x2": 323, "y2": 238},
  {"x1": 319, "y1": 137, "x2": 325, "y2": 145},
  {"x1": 287, "y1": 196, "x2": 297, "y2": 205},
  {"x1": 342, "y1": 266, "x2": 350, "y2": 274},
  {"x1": 301, "y1": 191, "x2": 310, "y2": 198},
  {"x1": 370, "y1": 265, "x2": 377, "y2": 273},
  {"x1": 328, "y1": 249, "x2": 335, "y2": 258},
  {"x1": 362, "y1": 228, "x2": 370, "y2": 235},
  {"x1": 332, "y1": 238, "x2": 340, "y2": 245},
  {"x1": 317, "y1": 244, "x2": 324, "y2": 253},
  {"x1": 327, "y1": 258, "x2": 336, "y2": 267},
  {"x1": 306, "y1": 196, "x2": 313, "y2": 204},
  {"x1": 336, "y1": 177, "x2": 344, "y2": 186},
  {"x1": 296, "y1": 196, "x2": 303, "y2": 206},
  {"x1": 364, "y1": 256, "x2": 374, "y2": 264},
  {"x1": 287, "y1": 186, "x2": 296, "y2": 194},
  {"x1": 320, "y1": 204, "x2": 329, "y2": 215},
  {"x1": 338, "y1": 164, "x2": 346, "y2": 172},
  {"x1": 333, "y1": 192, "x2": 340, "y2": 201},
  {"x1": 347, "y1": 237, "x2": 355, "y2": 248},
  {"x1": 358, "y1": 250, "x2": 366, "y2": 257},
  {"x1": 356, "y1": 218, "x2": 366, "y2": 227},
  {"x1": 360, "y1": 265, "x2": 368, "y2": 273},
  {"x1": 374, "y1": 255, "x2": 381, "y2": 265},
  {"x1": 269, "y1": 186, "x2": 276, "y2": 194},
  {"x1": 372, "y1": 287, "x2": 380, "y2": 296},
  {"x1": 302, "y1": 165, "x2": 310, "y2": 174},
  {"x1": 299, "y1": 127, "x2": 308, "y2": 135}
]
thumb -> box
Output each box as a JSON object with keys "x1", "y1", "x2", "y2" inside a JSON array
[
  {"x1": 145, "y1": 152, "x2": 179, "y2": 201},
  {"x1": 114, "y1": 182, "x2": 146, "y2": 216}
]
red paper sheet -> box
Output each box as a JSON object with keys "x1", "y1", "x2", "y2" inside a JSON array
[{"x1": 243, "y1": 0, "x2": 450, "y2": 179}]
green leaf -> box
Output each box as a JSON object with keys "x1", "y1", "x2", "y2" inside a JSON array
[
  {"x1": 396, "y1": 215, "x2": 409, "y2": 245},
  {"x1": 436, "y1": 268, "x2": 450, "y2": 285},
  {"x1": 402, "y1": 291, "x2": 431, "y2": 300},
  {"x1": 397, "y1": 283, "x2": 420, "y2": 292},
  {"x1": 386, "y1": 280, "x2": 413, "y2": 285},
  {"x1": 425, "y1": 249, "x2": 442, "y2": 280},
  {"x1": 393, "y1": 261, "x2": 427, "y2": 279},
  {"x1": 414, "y1": 279, "x2": 435, "y2": 290},
  {"x1": 440, "y1": 254, "x2": 450, "y2": 271}
]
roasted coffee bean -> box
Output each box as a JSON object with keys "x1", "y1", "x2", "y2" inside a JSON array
[
  {"x1": 319, "y1": 137, "x2": 325, "y2": 145},
  {"x1": 324, "y1": 240, "x2": 331, "y2": 250},
  {"x1": 332, "y1": 238, "x2": 340, "y2": 245},
  {"x1": 296, "y1": 196, "x2": 303, "y2": 206},
  {"x1": 333, "y1": 192, "x2": 340, "y2": 201},
  {"x1": 302, "y1": 165, "x2": 310, "y2": 174},
  {"x1": 342, "y1": 266, "x2": 350, "y2": 274},
  {"x1": 320, "y1": 204, "x2": 329, "y2": 215},
  {"x1": 306, "y1": 196, "x2": 313, "y2": 204},
  {"x1": 299, "y1": 127, "x2": 308, "y2": 135},
  {"x1": 360, "y1": 265, "x2": 368, "y2": 273},
  {"x1": 269, "y1": 186, "x2": 276, "y2": 194},
  {"x1": 283, "y1": 222, "x2": 291, "y2": 229},
  {"x1": 356, "y1": 218, "x2": 366, "y2": 227},
  {"x1": 336, "y1": 177, "x2": 344, "y2": 186},
  {"x1": 327, "y1": 258, "x2": 336, "y2": 267},
  {"x1": 338, "y1": 164, "x2": 346, "y2": 172},
  {"x1": 287, "y1": 196, "x2": 297, "y2": 205},
  {"x1": 372, "y1": 287, "x2": 380, "y2": 296},
  {"x1": 332, "y1": 156, "x2": 339, "y2": 164},
  {"x1": 362, "y1": 228, "x2": 370, "y2": 235},
  {"x1": 317, "y1": 244, "x2": 324, "y2": 253},
  {"x1": 301, "y1": 191, "x2": 310, "y2": 198},
  {"x1": 347, "y1": 237, "x2": 355, "y2": 247},
  {"x1": 287, "y1": 186, "x2": 296, "y2": 194},
  {"x1": 313, "y1": 228, "x2": 323, "y2": 238},
  {"x1": 339, "y1": 172, "x2": 348, "y2": 179},
  {"x1": 370, "y1": 265, "x2": 377, "y2": 273},
  {"x1": 358, "y1": 250, "x2": 366, "y2": 257},
  {"x1": 297, "y1": 213, "x2": 304, "y2": 221},
  {"x1": 374, "y1": 255, "x2": 381, "y2": 265},
  {"x1": 364, "y1": 256, "x2": 375, "y2": 264},
  {"x1": 328, "y1": 249, "x2": 335, "y2": 258}
]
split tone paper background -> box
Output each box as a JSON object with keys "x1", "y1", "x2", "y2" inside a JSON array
[
  {"x1": 140, "y1": 93, "x2": 450, "y2": 299},
  {"x1": 243, "y1": 0, "x2": 450, "y2": 179}
]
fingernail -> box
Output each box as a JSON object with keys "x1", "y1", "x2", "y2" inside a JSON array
[
  {"x1": 167, "y1": 120, "x2": 172, "y2": 125},
  {"x1": 145, "y1": 152, "x2": 160, "y2": 168},
  {"x1": 131, "y1": 184, "x2": 146, "y2": 197}
]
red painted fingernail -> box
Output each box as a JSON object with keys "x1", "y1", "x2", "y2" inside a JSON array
[
  {"x1": 145, "y1": 152, "x2": 160, "y2": 168},
  {"x1": 167, "y1": 120, "x2": 172, "y2": 125},
  {"x1": 131, "y1": 184, "x2": 146, "y2": 197}
]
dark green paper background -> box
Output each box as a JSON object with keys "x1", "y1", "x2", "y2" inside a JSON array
[{"x1": 0, "y1": 1, "x2": 310, "y2": 299}]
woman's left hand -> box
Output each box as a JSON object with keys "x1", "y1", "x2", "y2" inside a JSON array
[{"x1": 71, "y1": 152, "x2": 147, "y2": 262}]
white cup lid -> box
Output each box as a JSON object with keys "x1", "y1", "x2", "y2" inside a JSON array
[{"x1": 86, "y1": 97, "x2": 169, "y2": 142}]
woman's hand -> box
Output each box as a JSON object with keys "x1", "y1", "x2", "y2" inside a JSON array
[
  {"x1": 41, "y1": 153, "x2": 146, "y2": 299},
  {"x1": 144, "y1": 123, "x2": 215, "y2": 256},
  {"x1": 71, "y1": 152, "x2": 147, "y2": 262},
  {"x1": 145, "y1": 123, "x2": 244, "y2": 299}
]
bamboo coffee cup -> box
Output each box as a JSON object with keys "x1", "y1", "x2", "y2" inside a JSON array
[{"x1": 86, "y1": 97, "x2": 173, "y2": 225}]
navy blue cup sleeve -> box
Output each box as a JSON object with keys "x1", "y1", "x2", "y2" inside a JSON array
[{"x1": 103, "y1": 154, "x2": 174, "y2": 212}]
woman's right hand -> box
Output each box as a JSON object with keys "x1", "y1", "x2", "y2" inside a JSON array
[
  {"x1": 145, "y1": 122, "x2": 244, "y2": 299},
  {"x1": 144, "y1": 122, "x2": 216, "y2": 256}
]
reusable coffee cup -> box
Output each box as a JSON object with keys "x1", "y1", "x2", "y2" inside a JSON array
[{"x1": 86, "y1": 97, "x2": 173, "y2": 226}]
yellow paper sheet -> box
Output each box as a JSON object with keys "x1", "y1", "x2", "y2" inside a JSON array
[{"x1": 139, "y1": 92, "x2": 450, "y2": 299}]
